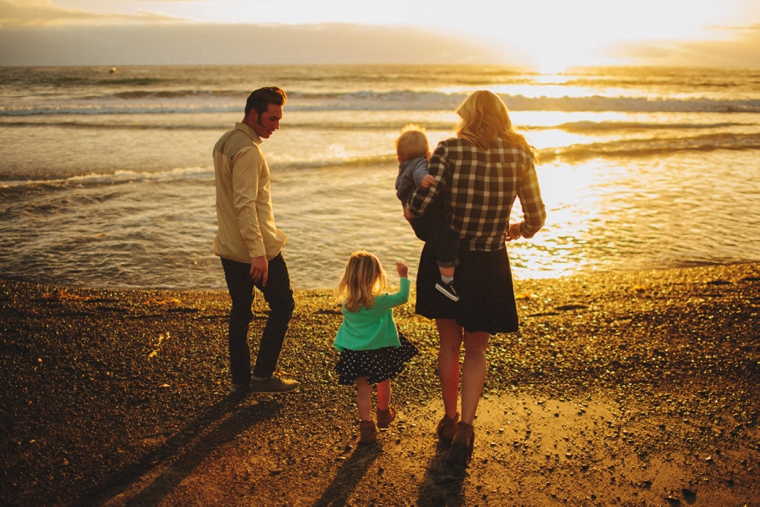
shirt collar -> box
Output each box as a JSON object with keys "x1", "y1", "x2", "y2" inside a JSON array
[{"x1": 235, "y1": 122, "x2": 262, "y2": 145}]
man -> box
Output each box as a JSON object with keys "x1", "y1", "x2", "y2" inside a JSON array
[{"x1": 213, "y1": 86, "x2": 298, "y2": 394}]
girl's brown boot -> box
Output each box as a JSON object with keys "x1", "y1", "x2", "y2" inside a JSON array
[
  {"x1": 376, "y1": 406, "x2": 396, "y2": 428},
  {"x1": 359, "y1": 420, "x2": 378, "y2": 444}
]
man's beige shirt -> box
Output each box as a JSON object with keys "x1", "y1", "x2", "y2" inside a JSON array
[{"x1": 213, "y1": 122, "x2": 287, "y2": 263}]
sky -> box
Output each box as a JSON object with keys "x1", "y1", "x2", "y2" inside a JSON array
[{"x1": 1, "y1": 0, "x2": 760, "y2": 69}]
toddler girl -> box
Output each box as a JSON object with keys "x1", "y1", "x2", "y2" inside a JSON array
[{"x1": 334, "y1": 251, "x2": 419, "y2": 444}]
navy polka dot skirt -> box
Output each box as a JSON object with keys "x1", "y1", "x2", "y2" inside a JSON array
[{"x1": 335, "y1": 332, "x2": 419, "y2": 385}]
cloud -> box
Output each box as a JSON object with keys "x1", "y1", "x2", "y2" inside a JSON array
[
  {"x1": 0, "y1": 0, "x2": 180, "y2": 27},
  {"x1": 0, "y1": 22, "x2": 508, "y2": 66},
  {"x1": 1, "y1": 6, "x2": 758, "y2": 68},
  {"x1": 608, "y1": 24, "x2": 760, "y2": 68}
]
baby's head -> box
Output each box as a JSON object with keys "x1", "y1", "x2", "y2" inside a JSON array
[{"x1": 395, "y1": 124, "x2": 429, "y2": 163}]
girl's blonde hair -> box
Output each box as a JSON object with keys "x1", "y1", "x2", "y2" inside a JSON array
[
  {"x1": 337, "y1": 251, "x2": 387, "y2": 312},
  {"x1": 456, "y1": 90, "x2": 538, "y2": 161}
]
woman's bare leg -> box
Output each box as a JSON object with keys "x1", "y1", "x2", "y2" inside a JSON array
[
  {"x1": 436, "y1": 318, "x2": 463, "y2": 419},
  {"x1": 460, "y1": 331, "x2": 489, "y2": 424}
]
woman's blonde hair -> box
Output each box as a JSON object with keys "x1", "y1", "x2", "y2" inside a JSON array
[
  {"x1": 337, "y1": 251, "x2": 387, "y2": 312},
  {"x1": 456, "y1": 90, "x2": 537, "y2": 160}
]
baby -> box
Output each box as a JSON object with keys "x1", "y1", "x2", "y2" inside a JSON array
[{"x1": 394, "y1": 124, "x2": 459, "y2": 302}]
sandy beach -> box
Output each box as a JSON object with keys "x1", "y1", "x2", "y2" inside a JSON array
[{"x1": 1, "y1": 262, "x2": 759, "y2": 506}]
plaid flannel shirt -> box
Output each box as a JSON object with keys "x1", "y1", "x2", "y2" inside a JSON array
[{"x1": 407, "y1": 137, "x2": 546, "y2": 252}]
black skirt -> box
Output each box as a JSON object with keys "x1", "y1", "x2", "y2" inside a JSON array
[
  {"x1": 335, "y1": 332, "x2": 419, "y2": 386},
  {"x1": 415, "y1": 242, "x2": 519, "y2": 334}
]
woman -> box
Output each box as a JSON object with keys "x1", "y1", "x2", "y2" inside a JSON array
[{"x1": 407, "y1": 90, "x2": 546, "y2": 465}]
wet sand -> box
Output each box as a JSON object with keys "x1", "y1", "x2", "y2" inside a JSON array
[{"x1": 1, "y1": 263, "x2": 759, "y2": 506}]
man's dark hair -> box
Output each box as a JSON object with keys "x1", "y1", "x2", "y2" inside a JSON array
[{"x1": 245, "y1": 87, "x2": 287, "y2": 117}]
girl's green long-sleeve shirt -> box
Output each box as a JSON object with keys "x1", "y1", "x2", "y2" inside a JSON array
[{"x1": 333, "y1": 277, "x2": 410, "y2": 352}]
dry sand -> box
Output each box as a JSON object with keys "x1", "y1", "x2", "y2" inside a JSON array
[{"x1": 1, "y1": 263, "x2": 759, "y2": 506}]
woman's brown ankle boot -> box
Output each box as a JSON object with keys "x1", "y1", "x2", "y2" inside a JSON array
[
  {"x1": 448, "y1": 421, "x2": 474, "y2": 466},
  {"x1": 436, "y1": 412, "x2": 459, "y2": 444}
]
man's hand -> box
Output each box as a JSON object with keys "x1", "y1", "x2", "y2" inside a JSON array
[
  {"x1": 402, "y1": 206, "x2": 415, "y2": 221},
  {"x1": 249, "y1": 255, "x2": 269, "y2": 286}
]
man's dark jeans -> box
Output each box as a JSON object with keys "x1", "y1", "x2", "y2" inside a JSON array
[
  {"x1": 221, "y1": 253, "x2": 295, "y2": 385},
  {"x1": 410, "y1": 198, "x2": 459, "y2": 268}
]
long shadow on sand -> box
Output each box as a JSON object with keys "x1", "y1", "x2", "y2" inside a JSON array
[
  {"x1": 415, "y1": 443, "x2": 465, "y2": 507},
  {"x1": 77, "y1": 394, "x2": 281, "y2": 506},
  {"x1": 313, "y1": 443, "x2": 383, "y2": 507}
]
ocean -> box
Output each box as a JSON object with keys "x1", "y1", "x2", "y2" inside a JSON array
[{"x1": 0, "y1": 65, "x2": 758, "y2": 290}]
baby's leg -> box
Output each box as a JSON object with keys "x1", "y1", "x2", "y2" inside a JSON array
[
  {"x1": 439, "y1": 265, "x2": 455, "y2": 278},
  {"x1": 419, "y1": 201, "x2": 458, "y2": 274}
]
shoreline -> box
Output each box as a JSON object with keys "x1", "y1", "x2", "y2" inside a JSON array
[
  {"x1": 2, "y1": 263, "x2": 759, "y2": 506},
  {"x1": 3, "y1": 259, "x2": 759, "y2": 294}
]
